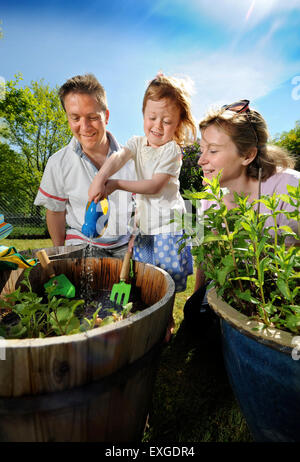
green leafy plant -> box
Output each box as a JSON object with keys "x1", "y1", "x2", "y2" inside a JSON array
[
  {"x1": 94, "y1": 302, "x2": 136, "y2": 328},
  {"x1": 179, "y1": 173, "x2": 300, "y2": 334},
  {"x1": 0, "y1": 269, "x2": 136, "y2": 339}
]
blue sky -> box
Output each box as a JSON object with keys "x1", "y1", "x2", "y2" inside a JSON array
[{"x1": 1, "y1": 0, "x2": 300, "y2": 144}]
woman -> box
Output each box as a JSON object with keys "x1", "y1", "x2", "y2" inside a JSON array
[{"x1": 184, "y1": 99, "x2": 300, "y2": 329}]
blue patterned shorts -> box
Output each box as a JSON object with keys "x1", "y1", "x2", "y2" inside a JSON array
[{"x1": 133, "y1": 233, "x2": 193, "y2": 292}]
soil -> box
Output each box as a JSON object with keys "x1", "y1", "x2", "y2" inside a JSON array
[{"x1": 77, "y1": 286, "x2": 150, "y2": 320}]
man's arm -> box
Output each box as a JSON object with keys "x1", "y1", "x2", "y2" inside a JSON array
[{"x1": 46, "y1": 210, "x2": 66, "y2": 246}]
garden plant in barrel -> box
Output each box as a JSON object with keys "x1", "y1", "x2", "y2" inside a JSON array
[{"x1": 180, "y1": 173, "x2": 300, "y2": 442}]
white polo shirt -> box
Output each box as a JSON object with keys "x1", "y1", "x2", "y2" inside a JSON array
[{"x1": 34, "y1": 132, "x2": 136, "y2": 248}]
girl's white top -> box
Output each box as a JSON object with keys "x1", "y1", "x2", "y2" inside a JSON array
[{"x1": 126, "y1": 136, "x2": 185, "y2": 234}]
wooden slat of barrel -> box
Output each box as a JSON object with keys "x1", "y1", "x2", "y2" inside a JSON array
[
  {"x1": 0, "y1": 344, "x2": 160, "y2": 442},
  {"x1": 31, "y1": 244, "x2": 87, "y2": 260}
]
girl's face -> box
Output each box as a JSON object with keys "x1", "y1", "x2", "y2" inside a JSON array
[
  {"x1": 198, "y1": 124, "x2": 253, "y2": 187},
  {"x1": 143, "y1": 98, "x2": 180, "y2": 148}
]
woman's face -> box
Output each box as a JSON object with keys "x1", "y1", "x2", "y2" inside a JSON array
[{"x1": 198, "y1": 124, "x2": 251, "y2": 187}]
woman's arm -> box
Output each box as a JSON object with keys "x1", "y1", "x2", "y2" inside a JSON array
[
  {"x1": 194, "y1": 266, "x2": 206, "y2": 292},
  {"x1": 88, "y1": 147, "x2": 133, "y2": 202}
]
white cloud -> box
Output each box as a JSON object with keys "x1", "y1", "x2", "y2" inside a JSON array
[
  {"x1": 171, "y1": 50, "x2": 300, "y2": 123},
  {"x1": 168, "y1": 0, "x2": 300, "y2": 29},
  {"x1": 256, "y1": 18, "x2": 283, "y2": 48}
]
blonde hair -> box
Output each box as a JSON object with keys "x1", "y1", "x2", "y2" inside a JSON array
[
  {"x1": 142, "y1": 74, "x2": 197, "y2": 146},
  {"x1": 199, "y1": 106, "x2": 295, "y2": 180},
  {"x1": 59, "y1": 73, "x2": 108, "y2": 113}
]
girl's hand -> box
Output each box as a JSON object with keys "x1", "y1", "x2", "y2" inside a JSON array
[
  {"x1": 127, "y1": 234, "x2": 136, "y2": 252},
  {"x1": 88, "y1": 176, "x2": 106, "y2": 203}
]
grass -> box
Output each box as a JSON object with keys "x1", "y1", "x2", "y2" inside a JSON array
[
  {"x1": 7, "y1": 227, "x2": 49, "y2": 239},
  {"x1": 0, "y1": 238, "x2": 52, "y2": 251},
  {"x1": 0, "y1": 238, "x2": 253, "y2": 442},
  {"x1": 143, "y1": 275, "x2": 253, "y2": 442}
]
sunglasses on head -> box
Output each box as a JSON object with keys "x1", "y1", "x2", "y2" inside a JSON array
[{"x1": 222, "y1": 99, "x2": 258, "y2": 145}]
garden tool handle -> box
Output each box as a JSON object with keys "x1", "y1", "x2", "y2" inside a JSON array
[
  {"x1": 36, "y1": 250, "x2": 56, "y2": 279},
  {"x1": 119, "y1": 250, "x2": 132, "y2": 282}
]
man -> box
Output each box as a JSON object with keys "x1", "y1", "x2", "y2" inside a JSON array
[{"x1": 34, "y1": 73, "x2": 135, "y2": 257}]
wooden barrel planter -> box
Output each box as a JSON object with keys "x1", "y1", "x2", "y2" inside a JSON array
[
  {"x1": 31, "y1": 244, "x2": 87, "y2": 260},
  {"x1": 0, "y1": 257, "x2": 175, "y2": 442},
  {"x1": 208, "y1": 288, "x2": 300, "y2": 442}
]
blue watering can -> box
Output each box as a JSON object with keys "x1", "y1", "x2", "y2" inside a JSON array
[{"x1": 81, "y1": 198, "x2": 110, "y2": 238}]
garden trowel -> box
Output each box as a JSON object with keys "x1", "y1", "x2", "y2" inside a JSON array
[
  {"x1": 110, "y1": 250, "x2": 132, "y2": 306},
  {"x1": 36, "y1": 249, "x2": 76, "y2": 298}
]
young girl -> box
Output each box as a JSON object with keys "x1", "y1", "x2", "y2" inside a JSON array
[{"x1": 89, "y1": 73, "x2": 197, "y2": 295}]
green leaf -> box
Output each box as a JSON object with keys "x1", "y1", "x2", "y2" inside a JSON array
[
  {"x1": 217, "y1": 267, "x2": 233, "y2": 285},
  {"x1": 8, "y1": 322, "x2": 27, "y2": 338},
  {"x1": 276, "y1": 278, "x2": 292, "y2": 301},
  {"x1": 122, "y1": 302, "x2": 133, "y2": 318},
  {"x1": 65, "y1": 317, "x2": 81, "y2": 335},
  {"x1": 278, "y1": 225, "x2": 296, "y2": 235},
  {"x1": 55, "y1": 307, "x2": 72, "y2": 323},
  {"x1": 235, "y1": 289, "x2": 260, "y2": 304},
  {"x1": 100, "y1": 316, "x2": 115, "y2": 326},
  {"x1": 202, "y1": 234, "x2": 228, "y2": 243}
]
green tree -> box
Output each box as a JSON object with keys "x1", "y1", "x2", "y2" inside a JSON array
[
  {"x1": 180, "y1": 141, "x2": 203, "y2": 194},
  {"x1": 0, "y1": 142, "x2": 37, "y2": 214},
  {"x1": 0, "y1": 142, "x2": 25, "y2": 192},
  {"x1": 273, "y1": 120, "x2": 300, "y2": 171},
  {"x1": 0, "y1": 74, "x2": 72, "y2": 207}
]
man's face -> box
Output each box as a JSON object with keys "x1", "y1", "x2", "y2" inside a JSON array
[{"x1": 64, "y1": 92, "x2": 109, "y2": 153}]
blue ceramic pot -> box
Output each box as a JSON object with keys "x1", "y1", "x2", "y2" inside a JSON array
[{"x1": 208, "y1": 289, "x2": 300, "y2": 442}]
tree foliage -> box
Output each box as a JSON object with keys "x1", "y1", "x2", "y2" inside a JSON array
[
  {"x1": 0, "y1": 74, "x2": 72, "y2": 205},
  {"x1": 0, "y1": 142, "x2": 25, "y2": 193},
  {"x1": 180, "y1": 141, "x2": 203, "y2": 193},
  {"x1": 0, "y1": 142, "x2": 39, "y2": 217},
  {"x1": 273, "y1": 120, "x2": 300, "y2": 171}
]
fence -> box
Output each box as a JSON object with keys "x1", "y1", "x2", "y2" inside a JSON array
[{"x1": 0, "y1": 196, "x2": 49, "y2": 239}]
